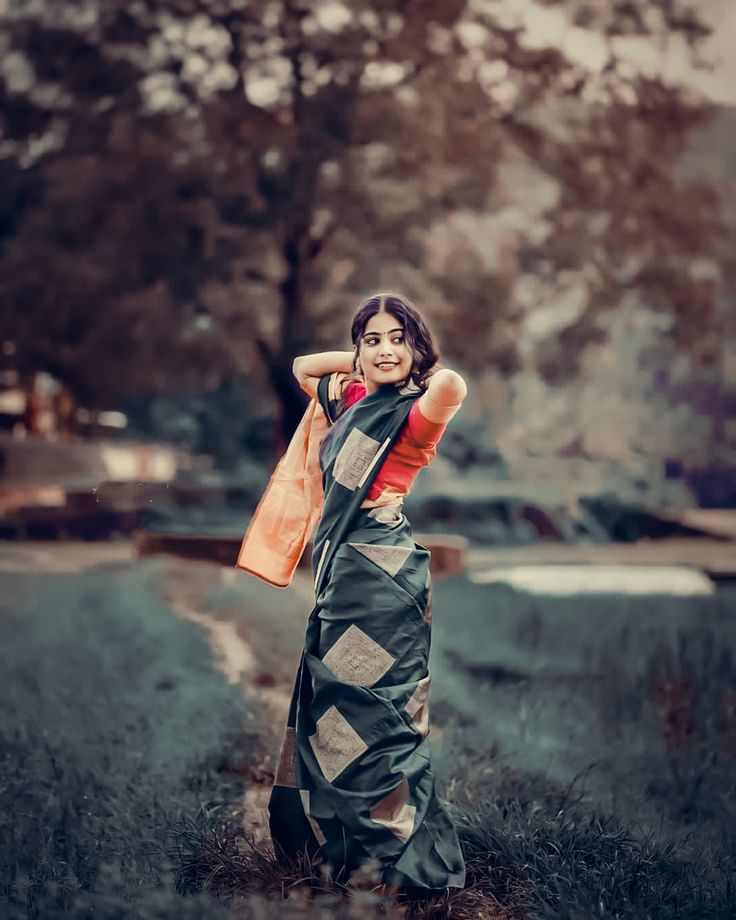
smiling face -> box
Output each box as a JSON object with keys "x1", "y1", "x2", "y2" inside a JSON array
[{"x1": 357, "y1": 310, "x2": 414, "y2": 395}]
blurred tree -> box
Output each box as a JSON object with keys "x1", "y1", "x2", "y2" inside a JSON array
[{"x1": 0, "y1": 0, "x2": 731, "y2": 452}]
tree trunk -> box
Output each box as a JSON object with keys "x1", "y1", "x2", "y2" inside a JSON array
[{"x1": 254, "y1": 337, "x2": 308, "y2": 457}]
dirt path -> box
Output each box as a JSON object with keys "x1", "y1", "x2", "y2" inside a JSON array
[
  {"x1": 153, "y1": 558, "x2": 312, "y2": 844},
  {"x1": 0, "y1": 539, "x2": 310, "y2": 846}
]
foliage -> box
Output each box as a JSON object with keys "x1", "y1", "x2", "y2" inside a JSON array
[{"x1": 0, "y1": 1, "x2": 732, "y2": 445}]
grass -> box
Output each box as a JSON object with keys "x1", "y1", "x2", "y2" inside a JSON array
[
  {"x1": 1, "y1": 556, "x2": 735, "y2": 917},
  {"x1": 157, "y1": 759, "x2": 733, "y2": 919},
  {"x1": 458, "y1": 772, "x2": 734, "y2": 919},
  {"x1": 0, "y1": 560, "x2": 246, "y2": 918}
]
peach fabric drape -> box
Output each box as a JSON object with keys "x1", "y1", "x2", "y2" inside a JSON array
[{"x1": 236, "y1": 396, "x2": 330, "y2": 587}]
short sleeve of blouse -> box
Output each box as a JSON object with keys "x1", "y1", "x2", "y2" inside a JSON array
[{"x1": 403, "y1": 398, "x2": 448, "y2": 450}]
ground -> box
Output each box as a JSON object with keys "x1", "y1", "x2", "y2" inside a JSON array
[{"x1": 1, "y1": 540, "x2": 734, "y2": 918}]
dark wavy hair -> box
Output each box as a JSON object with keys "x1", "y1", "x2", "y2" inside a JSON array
[{"x1": 335, "y1": 292, "x2": 440, "y2": 419}]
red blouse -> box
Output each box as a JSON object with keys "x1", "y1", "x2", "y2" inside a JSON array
[{"x1": 341, "y1": 381, "x2": 448, "y2": 505}]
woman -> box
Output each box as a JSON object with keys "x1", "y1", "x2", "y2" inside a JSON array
[{"x1": 237, "y1": 292, "x2": 467, "y2": 894}]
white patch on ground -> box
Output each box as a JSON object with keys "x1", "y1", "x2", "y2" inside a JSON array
[{"x1": 470, "y1": 564, "x2": 715, "y2": 596}]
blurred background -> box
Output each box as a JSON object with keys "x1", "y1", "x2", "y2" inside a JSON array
[
  {"x1": 1, "y1": 0, "x2": 735, "y2": 514},
  {"x1": 1, "y1": 2, "x2": 735, "y2": 918}
]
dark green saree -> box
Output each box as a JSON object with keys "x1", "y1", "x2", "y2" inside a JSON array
[{"x1": 268, "y1": 374, "x2": 465, "y2": 890}]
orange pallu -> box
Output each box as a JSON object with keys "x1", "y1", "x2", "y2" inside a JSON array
[{"x1": 235, "y1": 395, "x2": 330, "y2": 587}]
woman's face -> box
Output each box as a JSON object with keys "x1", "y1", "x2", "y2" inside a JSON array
[{"x1": 357, "y1": 310, "x2": 413, "y2": 394}]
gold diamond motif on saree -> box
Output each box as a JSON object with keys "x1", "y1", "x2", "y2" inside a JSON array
[
  {"x1": 370, "y1": 778, "x2": 417, "y2": 842},
  {"x1": 332, "y1": 427, "x2": 382, "y2": 490},
  {"x1": 349, "y1": 542, "x2": 413, "y2": 576},
  {"x1": 309, "y1": 705, "x2": 369, "y2": 781},
  {"x1": 322, "y1": 624, "x2": 395, "y2": 687},
  {"x1": 405, "y1": 675, "x2": 431, "y2": 736},
  {"x1": 274, "y1": 725, "x2": 298, "y2": 787}
]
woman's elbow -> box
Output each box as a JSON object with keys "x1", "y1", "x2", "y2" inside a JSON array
[
  {"x1": 292, "y1": 355, "x2": 307, "y2": 381},
  {"x1": 429, "y1": 368, "x2": 468, "y2": 404},
  {"x1": 449, "y1": 370, "x2": 468, "y2": 402}
]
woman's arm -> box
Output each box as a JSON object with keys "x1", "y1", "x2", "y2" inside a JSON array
[
  {"x1": 417, "y1": 368, "x2": 467, "y2": 423},
  {"x1": 292, "y1": 351, "x2": 355, "y2": 399}
]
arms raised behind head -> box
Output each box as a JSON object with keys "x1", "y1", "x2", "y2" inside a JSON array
[
  {"x1": 292, "y1": 351, "x2": 468, "y2": 420},
  {"x1": 292, "y1": 351, "x2": 354, "y2": 399}
]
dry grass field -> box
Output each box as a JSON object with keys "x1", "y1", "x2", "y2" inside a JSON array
[{"x1": 1, "y1": 542, "x2": 734, "y2": 918}]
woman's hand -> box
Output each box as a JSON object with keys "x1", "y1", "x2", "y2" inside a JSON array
[{"x1": 292, "y1": 351, "x2": 355, "y2": 399}]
